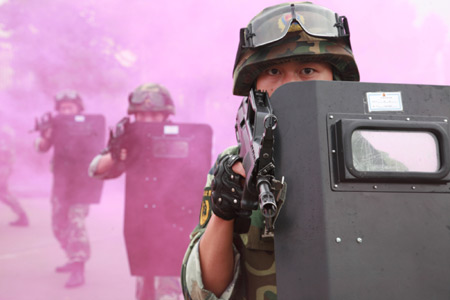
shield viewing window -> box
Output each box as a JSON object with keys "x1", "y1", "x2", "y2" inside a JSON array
[
  {"x1": 152, "y1": 138, "x2": 189, "y2": 158},
  {"x1": 351, "y1": 130, "x2": 440, "y2": 173},
  {"x1": 332, "y1": 117, "x2": 450, "y2": 183}
]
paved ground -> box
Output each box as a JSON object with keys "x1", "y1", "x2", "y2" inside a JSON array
[{"x1": 0, "y1": 181, "x2": 148, "y2": 300}]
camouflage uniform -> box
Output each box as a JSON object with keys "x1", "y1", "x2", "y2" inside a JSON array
[
  {"x1": 182, "y1": 3, "x2": 360, "y2": 299},
  {"x1": 35, "y1": 91, "x2": 90, "y2": 266},
  {"x1": 89, "y1": 82, "x2": 176, "y2": 180},
  {"x1": 182, "y1": 146, "x2": 277, "y2": 300},
  {"x1": 89, "y1": 83, "x2": 177, "y2": 300},
  {"x1": 181, "y1": 138, "x2": 407, "y2": 300},
  {"x1": 50, "y1": 193, "x2": 90, "y2": 263},
  {"x1": 36, "y1": 132, "x2": 91, "y2": 265},
  {"x1": 0, "y1": 131, "x2": 29, "y2": 226},
  {"x1": 35, "y1": 90, "x2": 106, "y2": 289}
]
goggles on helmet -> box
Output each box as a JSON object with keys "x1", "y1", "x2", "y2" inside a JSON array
[
  {"x1": 129, "y1": 90, "x2": 164, "y2": 105},
  {"x1": 241, "y1": 3, "x2": 350, "y2": 49},
  {"x1": 55, "y1": 90, "x2": 80, "y2": 101}
]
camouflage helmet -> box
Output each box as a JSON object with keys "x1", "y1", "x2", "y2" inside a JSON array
[
  {"x1": 54, "y1": 90, "x2": 84, "y2": 112},
  {"x1": 233, "y1": 2, "x2": 360, "y2": 96},
  {"x1": 127, "y1": 83, "x2": 175, "y2": 115}
]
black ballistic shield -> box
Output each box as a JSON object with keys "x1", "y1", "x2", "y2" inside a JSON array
[
  {"x1": 123, "y1": 122, "x2": 212, "y2": 276},
  {"x1": 52, "y1": 114, "x2": 105, "y2": 204},
  {"x1": 271, "y1": 81, "x2": 450, "y2": 299}
]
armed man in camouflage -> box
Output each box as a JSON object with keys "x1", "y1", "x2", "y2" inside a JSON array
[
  {"x1": 0, "y1": 124, "x2": 29, "y2": 226},
  {"x1": 35, "y1": 91, "x2": 92, "y2": 288},
  {"x1": 89, "y1": 83, "x2": 177, "y2": 300},
  {"x1": 89, "y1": 83, "x2": 174, "y2": 179},
  {"x1": 181, "y1": 2, "x2": 359, "y2": 299}
]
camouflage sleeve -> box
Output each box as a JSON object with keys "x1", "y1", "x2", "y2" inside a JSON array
[
  {"x1": 181, "y1": 145, "x2": 242, "y2": 300},
  {"x1": 34, "y1": 136, "x2": 53, "y2": 153},
  {"x1": 88, "y1": 149, "x2": 126, "y2": 180}
]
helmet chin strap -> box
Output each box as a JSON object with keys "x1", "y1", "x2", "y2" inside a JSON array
[{"x1": 332, "y1": 68, "x2": 341, "y2": 81}]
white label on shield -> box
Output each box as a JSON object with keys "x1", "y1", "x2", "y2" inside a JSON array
[
  {"x1": 164, "y1": 125, "x2": 179, "y2": 135},
  {"x1": 367, "y1": 92, "x2": 403, "y2": 112},
  {"x1": 74, "y1": 115, "x2": 85, "y2": 122}
]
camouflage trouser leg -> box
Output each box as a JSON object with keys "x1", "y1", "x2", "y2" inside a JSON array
[
  {"x1": 136, "y1": 276, "x2": 182, "y2": 300},
  {"x1": 136, "y1": 276, "x2": 155, "y2": 300},
  {"x1": 0, "y1": 186, "x2": 27, "y2": 218},
  {"x1": 51, "y1": 195, "x2": 90, "y2": 263},
  {"x1": 154, "y1": 276, "x2": 182, "y2": 300}
]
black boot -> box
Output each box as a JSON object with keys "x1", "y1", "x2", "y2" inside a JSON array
[
  {"x1": 55, "y1": 262, "x2": 75, "y2": 273},
  {"x1": 9, "y1": 214, "x2": 29, "y2": 227},
  {"x1": 65, "y1": 262, "x2": 85, "y2": 288}
]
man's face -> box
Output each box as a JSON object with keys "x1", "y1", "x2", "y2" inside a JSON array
[
  {"x1": 57, "y1": 102, "x2": 80, "y2": 115},
  {"x1": 135, "y1": 111, "x2": 167, "y2": 123},
  {"x1": 256, "y1": 61, "x2": 333, "y2": 96}
]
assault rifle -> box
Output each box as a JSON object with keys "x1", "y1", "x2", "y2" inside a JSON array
[
  {"x1": 32, "y1": 112, "x2": 53, "y2": 135},
  {"x1": 235, "y1": 89, "x2": 286, "y2": 236},
  {"x1": 107, "y1": 117, "x2": 130, "y2": 161}
]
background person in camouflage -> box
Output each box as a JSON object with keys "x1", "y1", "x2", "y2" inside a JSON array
[
  {"x1": 0, "y1": 124, "x2": 29, "y2": 227},
  {"x1": 89, "y1": 83, "x2": 177, "y2": 300},
  {"x1": 181, "y1": 2, "x2": 359, "y2": 299},
  {"x1": 34, "y1": 90, "x2": 91, "y2": 288},
  {"x1": 89, "y1": 83, "x2": 175, "y2": 179}
]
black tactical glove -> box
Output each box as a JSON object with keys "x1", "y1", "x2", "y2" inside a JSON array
[
  {"x1": 210, "y1": 154, "x2": 251, "y2": 220},
  {"x1": 107, "y1": 130, "x2": 124, "y2": 161},
  {"x1": 107, "y1": 117, "x2": 130, "y2": 161},
  {"x1": 35, "y1": 112, "x2": 53, "y2": 139}
]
